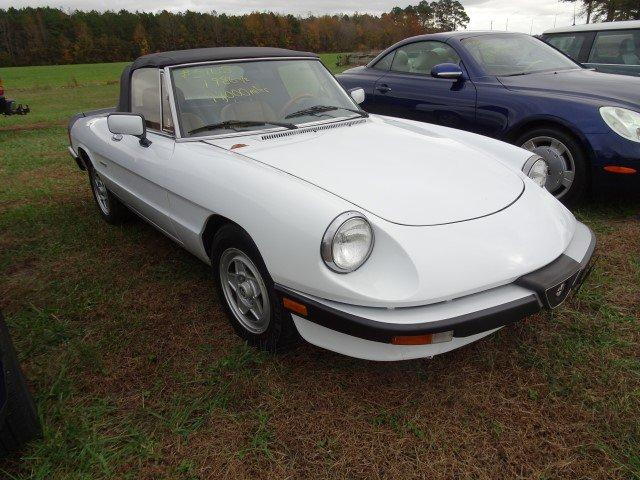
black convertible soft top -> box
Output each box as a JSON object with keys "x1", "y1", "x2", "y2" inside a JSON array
[{"x1": 117, "y1": 47, "x2": 318, "y2": 112}]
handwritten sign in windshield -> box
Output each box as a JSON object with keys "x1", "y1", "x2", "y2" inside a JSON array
[{"x1": 177, "y1": 66, "x2": 271, "y2": 103}]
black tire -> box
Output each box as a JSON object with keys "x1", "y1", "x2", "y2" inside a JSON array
[
  {"x1": 87, "y1": 164, "x2": 130, "y2": 225},
  {"x1": 515, "y1": 127, "x2": 588, "y2": 205},
  {"x1": 210, "y1": 224, "x2": 299, "y2": 352},
  {"x1": 0, "y1": 312, "x2": 41, "y2": 457}
]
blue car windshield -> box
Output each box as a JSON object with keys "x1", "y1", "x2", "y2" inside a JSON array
[{"x1": 462, "y1": 34, "x2": 580, "y2": 76}]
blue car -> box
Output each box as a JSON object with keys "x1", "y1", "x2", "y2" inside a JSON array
[{"x1": 337, "y1": 32, "x2": 640, "y2": 203}]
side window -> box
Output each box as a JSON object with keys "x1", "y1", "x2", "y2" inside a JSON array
[
  {"x1": 588, "y1": 30, "x2": 640, "y2": 65},
  {"x1": 391, "y1": 41, "x2": 461, "y2": 75},
  {"x1": 131, "y1": 68, "x2": 161, "y2": 130},
  {"x1": 545, "y1": 33, "x2": 589, "y2": 61},
  {"x1": 160, "y1": 73, "x2": 174, "y2": 135},
  {"x1": 372, "y1": 51, "x2": 395, "y2": 70}
]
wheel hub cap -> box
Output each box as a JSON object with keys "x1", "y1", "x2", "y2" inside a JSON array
[
  {"x1": 219, "y1": 248, "x2": 271, "y2": 334},
  {"x1": 531, "y1": 146, "x2": 566, "y2": 192},
  {"x1": 522, "y1": 136, "x2": 575, "y2": 199},
  {"x1": 92, "y1": 171, "x2": 110, "y2": 214}
]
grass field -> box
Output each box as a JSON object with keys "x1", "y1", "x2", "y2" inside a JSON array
[{"x1": 0, "y1": 55, "x2": 639, "y2": 479}]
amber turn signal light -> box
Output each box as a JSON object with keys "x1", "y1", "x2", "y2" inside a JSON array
[
  {"x1": 283, "y1": 298, "x2": 308, "y2": 316},
  {"x1": 392, "y1": 334, "x2": 433, "y2": 345},
  {"x1": 604, "y1": 165, "x2": 636, "y2": 174},
  {"x1": 391, "y1": 331, "x2": 454, "y2": 345}
]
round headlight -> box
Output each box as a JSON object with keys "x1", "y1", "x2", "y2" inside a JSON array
[
  {"x1": 600, "y1": 106, "x2": 640, "y2": 143},
  {"x1": 321, "y1": 212, "x2": 374, "y2": 273},
  {"x1": 522, "y1": 155, "x2": 549, "y2": 188}
]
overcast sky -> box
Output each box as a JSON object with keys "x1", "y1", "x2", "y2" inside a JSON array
[{"x1": 2, "y1": 0, "x2": 581, "y2": 35}]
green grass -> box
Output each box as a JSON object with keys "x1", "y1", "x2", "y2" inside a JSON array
[{"x1": 0, "y1": 58, "x2": 638, "y2": 479}]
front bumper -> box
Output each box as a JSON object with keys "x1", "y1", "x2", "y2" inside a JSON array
[
  {"x1": 276, "y1": 223, "x2": 596, "y2": 361},
  {"x1": 586, "y1": 133, "x2": 640, "y2": 190}
]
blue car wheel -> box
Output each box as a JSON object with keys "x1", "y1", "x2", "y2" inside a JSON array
[{"x1": 517, "y1": 127, "x2": 588, "y2": 204}]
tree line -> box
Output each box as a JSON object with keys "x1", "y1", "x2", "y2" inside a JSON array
[
  {"x1": 562, "y1": 0, "x2": 639, "y2": 23},
  {"x1": 0, "y1": 1, "x2": 469, "y2": 67}
]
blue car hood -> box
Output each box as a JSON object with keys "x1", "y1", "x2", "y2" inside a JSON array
[{"x1": 498, "y1": 69, "x2": 640, "y2": 108}]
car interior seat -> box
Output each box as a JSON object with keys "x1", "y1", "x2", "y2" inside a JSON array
[
  {"x1": 413, "y1": 51, "x2": 442, "y2": 74},
  {"x1": 619, "y1": 38, "x2": 639, "y2": 65},
  {"x1": 140, "y1": 87, "x2": 162, "y2": 130},
  {"x1": 220, "y1": 99, "x2": 277, "y2": 123},
  {"x1": 393, "y1": 50, "x2": 410, "y2": 72},
  {"x1": 173, "y1": 87, "x2": 206, "y2": 134}
]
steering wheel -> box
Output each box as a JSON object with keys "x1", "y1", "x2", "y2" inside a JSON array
[{"x1": 279, "y1": 93, "x2": 314, "y2": 118}]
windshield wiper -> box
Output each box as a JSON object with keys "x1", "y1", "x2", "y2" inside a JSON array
[
  {"x1": 189, "y1": 120, "x2": 297, "y2": 135},
  {"x1": 285, "y1": 105, "x2": 368, "y2": 119}
]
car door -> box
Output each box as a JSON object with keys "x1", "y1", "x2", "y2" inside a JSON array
[
  {"x1": 343, "y1": 50, "x2": 397, "y2": 113},
  {"x1": 370, "y1": 41, "x2": 477, "y2": 131},
  {"x1": 104, "y1": 68, "x2": 181, "y2": 242},
  {"x1": 584, "y1": 29, "x2": 640, "y2": 76}
]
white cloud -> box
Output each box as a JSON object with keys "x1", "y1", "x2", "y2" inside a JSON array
[
  {"x1": 465, "y1": 0, "x2": 579, "y2": 34},
  {"x1": 1, "y1": 0, "x2": 582, "y2": 35}
]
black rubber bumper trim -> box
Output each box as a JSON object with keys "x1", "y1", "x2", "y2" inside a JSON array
[
  {"x1": 515, "y1": 228, "x2": 596, "y2": 308},
  {"x1": 275, "y1": 284, "x2": 541, "y2": 343},
  {"x1": 275, "y1": 228, "x2": 595, "y2": 344}
]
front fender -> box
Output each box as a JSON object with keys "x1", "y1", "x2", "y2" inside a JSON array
[{"x1": 375, "y1": 115, "x2": 535, "y2": 175}]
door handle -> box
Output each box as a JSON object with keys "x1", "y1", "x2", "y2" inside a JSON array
[
  {"x1": 111, "y1": 134, "x2": 123, "y2": 142},
  {"x1": 376, "y1": 84, "x2": 392, "y2": 94}
]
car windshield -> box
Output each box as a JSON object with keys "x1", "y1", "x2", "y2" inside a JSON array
[
  {"x1": 170, "y1": 59, "x2": 363, "y2": 137},
  {"x1": 462, "y1": 34, "x2": 580, "y2": 76}
]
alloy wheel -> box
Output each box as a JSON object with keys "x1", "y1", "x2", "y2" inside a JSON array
[
  {"x1": 219, "y1": 248, "x2": 271, "y2": 334},
  {"x1": 521, "y1": 136, "x2": 575, "y2": 199},
  {"x1": 92, "y1": 170, "x2": 110, "y2": 215}
]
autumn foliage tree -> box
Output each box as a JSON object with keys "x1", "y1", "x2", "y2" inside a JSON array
[{"x1": 0, "y1": 1, "x2": 469, "y2": 67}]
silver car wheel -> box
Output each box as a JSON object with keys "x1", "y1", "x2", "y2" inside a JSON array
[
  {"x1": 521, "y1": 136, "x2": 575, "y2": 199},
  {"x1": 219, "y1": 248, "x2": 271, "y2": 334},
  {"x1": 91, "y1": 170, "x2": 110, "y2": 215}
]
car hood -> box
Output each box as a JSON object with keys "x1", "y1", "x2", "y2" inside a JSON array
[
  {"x1": 498, "y1": 68, "x2": 640, "y2": 107},
  {"x1": 206, "y1": 117, "x2": 525, "y2": 226}
]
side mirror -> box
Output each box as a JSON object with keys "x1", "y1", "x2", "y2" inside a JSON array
[
  {"x1": 349, "y1": 87, "x2": 366, "y2": 105},
  {"x1": 431, "y1": 63, "x2": 464, "y2": 80},
  {"x1": 107, "y1": 113, "x2": 151, "y2": 147}
]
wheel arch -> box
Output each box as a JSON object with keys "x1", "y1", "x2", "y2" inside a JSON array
[
  {"x1": 201, "y1": 214, "x2": 244, "y2": 259},
  {"x1": 506, "y1": 116, "x2": 596, "y2": 167},
  {"x1": 76, "y1": 146, "x2": 93, "y2": 170}
]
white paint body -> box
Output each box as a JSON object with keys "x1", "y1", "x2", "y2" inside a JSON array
[{"x1": 70, "y1": 108, "x2": 592, "y2": 361}]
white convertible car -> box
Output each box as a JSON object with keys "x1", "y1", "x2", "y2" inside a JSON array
[{"x1": 68, "y1": 47, "x2": 596, "y2": 361}]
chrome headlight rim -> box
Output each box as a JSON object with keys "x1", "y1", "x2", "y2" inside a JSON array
[
  {"x1": 522, "y1": 154, "x2": 549, "y2": 188},
  {"x1": 599, "y1": 106, "x2": 640, "y2": 143},
  {"x1": 321, "y1": 211, "x2": 375, "y2": 274}
]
